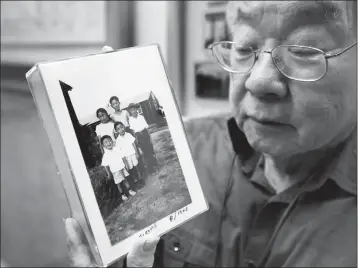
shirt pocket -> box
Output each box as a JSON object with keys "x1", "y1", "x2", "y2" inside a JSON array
[{"x1": 159, "y1": 228, "x2": 217, "y2": 268}]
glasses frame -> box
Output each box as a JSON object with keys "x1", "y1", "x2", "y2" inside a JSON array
[{"x1": 208, "y1": 41, "x2": 357, "y2": 82}]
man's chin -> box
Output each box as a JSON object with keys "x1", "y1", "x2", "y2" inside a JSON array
[{"x1": 246, "y1": 135, "x2": 292, "y2": 157}]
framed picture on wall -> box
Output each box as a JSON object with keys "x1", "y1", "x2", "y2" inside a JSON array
[
  {"x1": 195, "y1": 60, "x2": 230, "y2": 99},
  {"x1": 203, "y1": 6, "x2": 229, "y2": 54},
  {"x1": 1, "y1": 1, "x2": 130, "y2": 65},
  {"x1": 1, "y1": 1, "x2": 107, "y2": 44}
]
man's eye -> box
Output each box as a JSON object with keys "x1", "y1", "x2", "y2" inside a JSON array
[
  {"x1": 287, "y1": 47, "x2": 320, "y2": 57},
  {"x1": 236, "y1": 47, "x2": 252, "y2": 54},
  {"x1": 233, "y1": 47, "x2": 253, "y2": 59}
]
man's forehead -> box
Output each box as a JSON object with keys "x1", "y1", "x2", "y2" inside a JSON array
[{"x1": 227, "y1": 1, "x2": 352, "y2": 34}]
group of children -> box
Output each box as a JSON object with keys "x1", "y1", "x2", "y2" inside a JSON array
[{"x1": 95, "y1": 96, "x2": 158, "y2": 201}]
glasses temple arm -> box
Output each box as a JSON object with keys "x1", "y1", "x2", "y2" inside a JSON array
[{"x1": 325, "y1": 42, "x2": 357, "y2": 58}]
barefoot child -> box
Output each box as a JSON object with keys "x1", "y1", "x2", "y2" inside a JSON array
[
  {"x1": 114, "y1": 122, "x2": 141, "y2": 182},
  {"x1": 128, "y1": 103, "x2": 158, "y2": 174},
  {"x1": 100, "y1": 135, "x2": 136, "y2": 201}
]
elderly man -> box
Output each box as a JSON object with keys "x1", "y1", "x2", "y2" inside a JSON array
[{"x1": 65, "y1": 1, "x2": 357, "y2": 267}]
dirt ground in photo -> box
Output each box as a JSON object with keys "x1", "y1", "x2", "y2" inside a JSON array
[{"x1": 96, "y1": 126, "x2": 192, "y2": 244}]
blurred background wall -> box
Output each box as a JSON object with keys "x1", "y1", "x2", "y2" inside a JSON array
[{"x1": 1, "y1": 1, "x2": 229, "y2": 266}]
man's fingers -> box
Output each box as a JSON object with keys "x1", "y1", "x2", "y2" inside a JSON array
[
  {"x1": 65, "y1": 218, "x2": 95, "y2": 267},
  {"x1": 127, "y1": 235, "x2": 160, "y2": 267},
  {"x1": 102, "y1": 46, "x2": 114, "y2": 53},
  {"x1": 142, "y1": 236, "x2": 161, "y2": 252},
  {"x1": 65, "y1": 218, "x2": 83, "y2": 246}
]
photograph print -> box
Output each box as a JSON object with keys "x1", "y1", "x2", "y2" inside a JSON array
[
  {"x1": 78, "y1": 90, "x2": 189, "y2": 245},
  {"x1": 37, "y1": 45, "x2": 207, "y2": 265}
]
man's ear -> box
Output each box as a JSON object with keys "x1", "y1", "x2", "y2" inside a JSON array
[{"x1": 227, "y1": 117, "x2": 254, "y2": 160}]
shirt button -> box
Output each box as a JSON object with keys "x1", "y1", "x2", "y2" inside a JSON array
[{"x1": 172, "y1": 242, "x2": 180, "y2": 252}]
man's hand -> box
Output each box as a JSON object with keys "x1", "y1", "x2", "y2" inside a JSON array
[{"x1": 65, "y1": 218, "x2": 160, "y2": 267}]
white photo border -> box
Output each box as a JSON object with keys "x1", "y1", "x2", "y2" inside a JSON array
[{"x1": 38, "y1": 45, "x2": 208, "y2": 267}]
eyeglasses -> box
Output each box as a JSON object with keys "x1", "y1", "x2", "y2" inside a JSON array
[{"x1": 208, "y1": 41, "x2": 357, "y2": 82}]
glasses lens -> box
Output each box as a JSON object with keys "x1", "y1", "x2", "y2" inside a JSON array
[
  {"x1": 212, "y1": 42, "x2": 255, "y2": 73},
  {"x1": 272, "y1": 46, "x2": 327, "y2": 81}
]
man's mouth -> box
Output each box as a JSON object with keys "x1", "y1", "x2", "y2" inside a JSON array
[{"x1": 248, "y1": 116, "x2": 287, "y2": 126}]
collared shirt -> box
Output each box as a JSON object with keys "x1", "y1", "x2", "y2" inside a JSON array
[
  {"x1": 110, "y1": 110, "x2": 130, "y2": 127},
  {"x1": 129, "y1": 115, "x2": 148, "y2": 133},
  {"x1": 217, "y1": 128, "x2": 357, "y2": 267},
  {"x1": 154, "y1": 117, "x2": 357, "y2": 268}
]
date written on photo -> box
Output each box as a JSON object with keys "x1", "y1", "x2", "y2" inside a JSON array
[{"x1": 26, "y1": 44, "x2": 208, "y2": 267}]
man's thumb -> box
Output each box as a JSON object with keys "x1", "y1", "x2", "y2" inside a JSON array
[
  {"x1": 142, "y1": 236, "x2": 161, "y2": 252},
  {"x1": 127, "y1": 235, "x2": 160, "y2": 267}
]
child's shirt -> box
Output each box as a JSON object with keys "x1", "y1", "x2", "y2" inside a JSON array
[
  {"x1": 129, "y1": 115, "x2": 148, "y2": 133},
  {"x1": 96, "y1": 121, "x2": 115, "y2": 140},
  {"x1": 110, "y1": 110, "x2": 130, "y2": 127},
  {"x1": 101, "y1": 146, "x2": 125, "y2": 173},
  {"x1": 116, "y1": 133, "x2": 136, "y2": 156}
]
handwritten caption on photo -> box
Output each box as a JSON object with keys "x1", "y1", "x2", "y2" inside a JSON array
[
  {"x1": 138, "y1": 223, "x2": 158, "y2": 238},
  {"x1": 137, "y1": 206, "x2": 189, "y2": 238},
  {"x1": 169, "y1": 205, "x2": 188, "y2": 222}
]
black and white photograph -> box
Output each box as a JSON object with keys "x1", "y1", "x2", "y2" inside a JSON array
[
  {"x1": 5, "y1": 1, "x2": 356, "y2": 268},
  {"x1": 28, "y1": 45, "x2": 207, "y2": 266},
  {"x1": 67, "y1": 89, "x2": 191, "y2": 245}
]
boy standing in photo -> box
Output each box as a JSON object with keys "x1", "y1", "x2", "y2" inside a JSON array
[
  {"x1": 128, "y1": 103, "x2": 158, "y2": 175},
  {"x1": 100, "y1": 135, "x2": 136, "y2": 201},
  {"x1": 114, "y1": 122, "x2": 141, "y2": 183},
  {"x1": 109, "y1": 96, "x2": 133, "y2": 137}
]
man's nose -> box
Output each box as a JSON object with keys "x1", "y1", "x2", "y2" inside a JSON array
[{"x1": 244, "y1": 52, "x2": 287, "y2": 100}]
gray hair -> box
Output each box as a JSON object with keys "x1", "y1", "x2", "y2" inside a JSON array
[{"x1": 226, "y1": 1, "x2": 356, "y2": 41}]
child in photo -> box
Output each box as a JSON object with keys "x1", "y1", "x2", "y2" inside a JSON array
[
  {"x1": 128, "y1": 103, "x2": 158, "y2": 174},
  {"x1": 109, "y1": 96, "x2": 133, "y2": 136},
  {"x1": 100, "y1": 135, "x2": 136, "y2": 201},
  {"x1": 114, "y1": 122, "x2": 141, "y2": 182},
  {"x1": 95, "y1": 108, "x2": 116, "y2": 153}
]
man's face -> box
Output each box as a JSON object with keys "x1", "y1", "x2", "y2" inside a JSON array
[
  {"x1": 229, "y1": 1, "x2": 357, "y2": 157},
  {"x1": 102, "y1": 138, "x2": 113, "y2": 150},
  {"x1": 111, "y1": 99, "x2": 121, "y2": 111}
]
